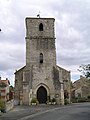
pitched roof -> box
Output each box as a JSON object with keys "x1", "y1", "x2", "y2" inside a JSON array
[
  {"x1": 56, "y1": 65, "x2": 70, "y2": 73},
  {"x1": 14, "y1": 66, "x2": 26, "y2": 74},
  {"x1": 0, "y1": 80, "x2": 10, "y2": 85}
]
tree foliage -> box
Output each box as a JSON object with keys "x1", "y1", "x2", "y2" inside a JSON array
[
  {"x1": 9, "y1": 85, "x2": 14, "y2": 91},
  {"x1": 78, "y1": 64, "x2": 90, "y2": 79}
]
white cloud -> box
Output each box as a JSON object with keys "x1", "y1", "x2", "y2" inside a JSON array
[{"x1": 0, "y1": 0, "x2": 90, "y2": 85}]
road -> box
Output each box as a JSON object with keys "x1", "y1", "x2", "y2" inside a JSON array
[
  {"x1": 0, "y1": 103, "x2": 90, "y2": 120},
  {"x1": 20, "y1": 103, "x2": 90, "y2": 120}
]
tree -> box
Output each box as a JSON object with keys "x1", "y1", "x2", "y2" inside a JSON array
[
  {"x1": 9, "y1": 86, "x2": 14, "y2": 100},
  {"x1": 9, "y1": 85, "x2": 14, "y2": 91},
  {"x1": 78, "y1": 64, "x2": 90, "y2": 79}
]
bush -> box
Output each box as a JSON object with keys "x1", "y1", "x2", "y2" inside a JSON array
[
  {"x1": 0, "y1": 99, "x2": 6, "y2": 113},
  {"x1": 31, "y1": 98, "x2": 38, "y2": 104},
  {"x1": 77, "y1": 97, "x2": 87, "y2": 102},
  {"x1": 64, "y1": 99, "x2": 69, "y2": 105}
]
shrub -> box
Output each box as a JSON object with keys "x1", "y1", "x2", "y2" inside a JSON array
[
  {"x1": 0, "y1": 99, "x2": 6, "y2": 113},
  {"x1": 31, "y1": 98, "x2": 38, "y2": 104},
  {"x1": 77, "y1": 97, "x2": 87, "y2": 102},
  {"x1": 64, "y1": 99, "x2": 69, "y2": 105}
]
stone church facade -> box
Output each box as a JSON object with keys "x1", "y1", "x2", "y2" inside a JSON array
[{"x1": 14, "y1": 17, "x2": 71, "y2": 105}]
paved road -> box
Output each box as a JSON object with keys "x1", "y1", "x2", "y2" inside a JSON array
[
  {"x1": 0, "y1": 104, "x2": 61, "y2": 120},
  {"x1": 0, "y1": 103, "x2": 90, "y2": 120},
  {"x1": 20, "y1": 103, "x2": 90, "y2": 120}
]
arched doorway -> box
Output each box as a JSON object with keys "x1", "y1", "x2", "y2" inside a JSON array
[{"x1": 37, "y1": 86, "x2": 47, "y2": 104}]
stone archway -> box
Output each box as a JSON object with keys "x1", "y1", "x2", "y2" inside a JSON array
[{"x1": 37, "y1": 86, "x2": 47, "y2": 104}]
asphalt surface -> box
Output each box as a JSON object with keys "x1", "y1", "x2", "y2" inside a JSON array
[
  {"x1": 24, "y1": 102, "x2": 90, "y2": 120},
  {"x1": 0, "y1": 104, "x2": 62, "y2": 120},
  {"x1": 0, "y1": 103, "x2": 90, "y2": 120}
]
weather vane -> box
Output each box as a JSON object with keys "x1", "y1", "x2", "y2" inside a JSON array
[{"x1": 37, "y1": 11, "x2": 40, "y2": 18}]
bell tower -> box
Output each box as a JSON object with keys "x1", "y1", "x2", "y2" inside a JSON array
[
  {"x1": 25, "y1": 17, "x2": 56, "y2": 68},
  {"x1": 24, "y1": 17, "x2": 57, "y2": 104}
]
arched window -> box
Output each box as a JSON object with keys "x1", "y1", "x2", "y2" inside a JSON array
[
  {"x1": 40, "y1": 53, "x2": 43, "y2": 63},
  {"x1": 39, "y1": 23, "x2": 43, "y2": 31}
]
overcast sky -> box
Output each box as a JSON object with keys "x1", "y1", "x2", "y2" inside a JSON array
[{"x1": 0, "y1": 0, "x2": 90, "y2": 85}]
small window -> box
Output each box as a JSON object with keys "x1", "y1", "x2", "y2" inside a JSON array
[
  {"x1": 40, "y1": 53, "x2": 43, "y2": 63},
  {"x1": 39, "y1": 23, "x2": 43, "y2": 31}
]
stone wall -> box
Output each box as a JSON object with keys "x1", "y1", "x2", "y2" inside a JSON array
[
  {"x1": 72, "y1": 76, "x2": 90, "y2": 100},
  {"x1": 6, "y1": 99, "x2": 14, "y2": 112},
  {"x1": 25, "y1": 18, "x2": 56, "y2": 68},
  {"x1": 14, "y1": 66, "x2": 26, "y2": 104},
  {"x1": 32, "y1": 64, "x2": 55, "y2": 94},
  {"x1": 25, "y1": 18, "x2": 55, "y2": 38}
]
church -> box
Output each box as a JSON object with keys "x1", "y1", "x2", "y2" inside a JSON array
[{"x1": 14, "y1": 16, "x2": 71, "y2": 105}]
